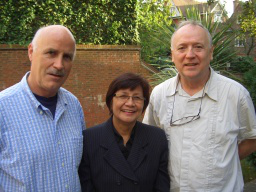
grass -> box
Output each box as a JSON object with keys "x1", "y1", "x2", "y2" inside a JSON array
[{"x1": 241, "y1": 159, "x2": 256, "y2": 183}]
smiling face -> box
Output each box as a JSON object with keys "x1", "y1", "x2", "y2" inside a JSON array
[
  {"x1": 112, "y1": 86, "x2": 144, "y2": 128},
  {"x1": 27, "y1": 26, "x2": 75, "y2": 97},
  {"x1": 171, "y1": 24, "x2": 213, "y2": 83}
]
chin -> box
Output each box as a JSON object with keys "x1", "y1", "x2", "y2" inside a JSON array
[
  {"x1": 122, "y1": 118, "x2": 137, "y2": 125},
  {"x1": 183, "y1": 72, "x2": 200, "y2": 78}
]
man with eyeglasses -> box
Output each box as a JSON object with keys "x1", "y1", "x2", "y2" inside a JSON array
[{"x1": 143, "y1": 20, "x2": 256, "y2": 192}]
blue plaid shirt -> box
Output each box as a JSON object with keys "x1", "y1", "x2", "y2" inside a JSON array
[{"x1": 0, "y1": 72, "x2": 85, "y2": 192}]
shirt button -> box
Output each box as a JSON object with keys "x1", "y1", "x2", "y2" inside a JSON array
[
  {"x1": 134, "y1": 181, "x2": 138, "y2": 185},
  {"x1": 62, "y1": 163, "x2": 64, "y2": 167},
  {"x1": 39, "y1": 111, "x2": 43, "y2": 115},
  {"x1": 116, "y1": 181, "x2": 121, "y2": 185},
  {"x1": 58, "y1": 142, "x2": 61, "y2": 145},
  {"x1": 65, "y1": 184, "x2": 68, "y2": 188}
]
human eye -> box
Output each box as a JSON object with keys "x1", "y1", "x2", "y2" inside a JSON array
[
  {"x1": 132, "y1": 96, "x2": 144, "y2": 101},
  {"x1": 177, "y1": 46, "x2": 186, "y2": 52},
  {"x1": 194, "y1": 44, "x2": 204, "y2": 50},
  {"x1": 64, "y1": 54, "x2": 73, "y2": 61},
  {"x1": 47, "y1": 50, "x2": 56, "y2": 55},
  {"x1": 119, "y1": 95, "x2": 129, "y2": 100}
]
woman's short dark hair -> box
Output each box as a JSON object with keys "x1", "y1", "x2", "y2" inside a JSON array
[{"x1": 106, "y1": 72, "x2": 150, "y2": 115}]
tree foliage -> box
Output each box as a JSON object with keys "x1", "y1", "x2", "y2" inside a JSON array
[
  {"x1": 243, "y1": 60, "x2": 256, "y2": 169},
  {"x1": 239, "y1": 0, "x2": 256, "y2": 37},
  {"x1": 0, "y1": 0, "x2": 138, "y2": 45},
  {"x1": 136, "y1": 0, "x2": 173, "y2": 63},
  {"x1": 236, "y1": 0, "x2": 256, "y2": 56}
]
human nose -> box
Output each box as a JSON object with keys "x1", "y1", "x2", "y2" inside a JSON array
[
  {"x1": 53, "y1": 56, "x2": 64, "y2": 70},
  {"x1": 186, "y1": 47, "x2": 195, "y2": 58},
  {"x1": 125, "y1": 96, "x2": 135, "y2": 105}
]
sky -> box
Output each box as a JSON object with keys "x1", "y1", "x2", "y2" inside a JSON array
[{"x1": 198, "y1": 0, "x2": 248, "y2": 17}]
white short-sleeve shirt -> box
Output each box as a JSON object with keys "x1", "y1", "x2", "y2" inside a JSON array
[{"x1": 143, "y1": 68, "x2": 256, "y2": 192}]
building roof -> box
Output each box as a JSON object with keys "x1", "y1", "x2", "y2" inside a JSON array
[{"x1": 172, "y1": 0, "x2": 206, "y2": 6}]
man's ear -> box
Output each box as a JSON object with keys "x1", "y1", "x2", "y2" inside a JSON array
[
  {"x1": 170, "y1": 49, "x2": 174, "y2": 62},
  {"x1": 28, "y1": 43, "x2": 33, "y2": 62},
  {"x1": 210, "y1": 46, "x2": 214, "y2": 61}
]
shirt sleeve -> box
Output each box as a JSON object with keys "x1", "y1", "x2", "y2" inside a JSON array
[
  {"x1": 238, "y1": 89, "x2": 256, "y2": 140},
  {"x1": 0, "y1": 107, "x2": 2, "y2": 151},
  {"x1": 143, "y1": 89, "x2": 160, "y2": 127}
]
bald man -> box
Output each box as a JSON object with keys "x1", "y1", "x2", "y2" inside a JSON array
[
  {"x1": 143, "y1": 20, "x2": 256, "y2": 191},
  {"x1": 0, "y1": 25, "x2": 85, "y2": 191}
]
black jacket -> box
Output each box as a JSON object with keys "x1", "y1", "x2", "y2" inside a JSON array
[{"x1": 78, "y1": 117, "x2": 170, "y2": 192}]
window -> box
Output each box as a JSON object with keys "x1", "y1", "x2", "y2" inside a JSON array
[
  {"x1": 214, "y1": 13, "x2": 222, "y2": 22},
  {"x1": 235, "y1": 37, "x2": 245, "y2": 47}
]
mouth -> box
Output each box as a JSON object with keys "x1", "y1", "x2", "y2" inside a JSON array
[
  {"x1": 49, "y1": 73, "x2": 64, "y2": 77},
  {"x1": 184, "y1": 63, "x2": 197, "y2": 66},
  {"x1": 47, "y1": 71, "x2": 65, "y2": 79},
  {"x1": 122, "y1": 109, "x2": 136, "y2": 113}
]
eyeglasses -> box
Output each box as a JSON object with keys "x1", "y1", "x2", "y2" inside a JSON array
[
  {"x1": 170, "y1": 85, "x2": 205, "y2": 126},
  {"x1": 114, "y1": 94, "x2": 145, "y2": 104}
]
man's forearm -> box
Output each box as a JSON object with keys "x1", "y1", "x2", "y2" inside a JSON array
[{"x1": 238, "y1": 139, "x2": 256, "y2": 160}]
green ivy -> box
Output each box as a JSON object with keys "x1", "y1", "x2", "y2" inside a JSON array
[{"x1": 0, "y1": 0, "x2": 138, "y2": 45}]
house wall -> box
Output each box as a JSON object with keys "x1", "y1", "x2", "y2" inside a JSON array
[{"x1": 0, "y1": 44, "x2": 154, "y2": 127}]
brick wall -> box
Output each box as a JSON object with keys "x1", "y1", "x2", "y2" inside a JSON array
[{"x1": 0, "y1": 44, "x2": 154, "y2": 127}]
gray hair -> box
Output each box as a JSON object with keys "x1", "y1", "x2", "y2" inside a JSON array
[
  {"x1": 31, "y1": 25, "x2": 76, "y2": 60},
  {"x1": 170, "y1": 20, "x2": 212, "y2": 50}
]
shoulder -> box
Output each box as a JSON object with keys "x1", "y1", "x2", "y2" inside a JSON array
[
  {"x1": 150, "y1": 76, "x2": 176, "y2": 101},
  {"x1": 137, "y1": 121, "x2": 166, "y2": 138},
  {"x1": 215, "y1": 72, "x2": 250, "y2": 96},
  {"x1": 83, "y1": 121, "x2": 107, "y2": 136},
  {"x1": 59, "y1": 87, "x2": 82, "y2": 106},
  {"x1": 136, "y1": 122, "x2": 168, "y2": 150},
  {"x1": 59, "y1": 87, "x2": 79, "y2": 100},
  {"x1": 216, "y1": 73, "x2": 244, "y2": 88},
  {"x1": 0, "y1": 83, "x2": 22, "y2": 103},
  {"x1": 152, "y1": 77, "x2": 175, "y2": 92},
  {"x1": 82, "y1": 121, "x2": 110, "y2": 147}
]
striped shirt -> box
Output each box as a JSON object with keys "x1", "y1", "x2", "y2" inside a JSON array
[{"x1": 0, "y1": 72, "x2": 85, "y2": 192}]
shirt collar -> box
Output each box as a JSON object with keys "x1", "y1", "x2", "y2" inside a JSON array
[
  {"x1": 21, "y1": 71, "x2": 68, "y2": 109},
  {"x1": 21, "y1": 72, "x2": 42, "y2": 108},
  {"x1": 166, "y1": 74, "x2": 179, "y2": 97},
  {"x1": 165, "y1": 68, "x2": 218, "y2": 101},
  {"x1": 204, "y1": 67, "x2": 218, "y2": 101}
]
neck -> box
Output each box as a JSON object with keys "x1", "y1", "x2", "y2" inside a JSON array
[
  {"x1": 27, "y1": 74, "x2": 58, "y2": 98},
  {"x1": 179, "y1": 68, "x2": 210, "y2": 96},
  {"x1": 112, "y1": 116, "x2": 135, "y2": 144}
]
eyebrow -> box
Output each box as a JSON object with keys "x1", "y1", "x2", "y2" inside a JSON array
[{"x1": 44, "y1": 48, "x2": 56, "y2": 52}]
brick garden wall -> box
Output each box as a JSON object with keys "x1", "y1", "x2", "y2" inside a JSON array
[{"x1": 0, "y1": 44, "x2": 154, "y2": 127}]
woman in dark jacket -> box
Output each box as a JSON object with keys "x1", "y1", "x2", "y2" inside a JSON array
[{"x1": 79, "y1": 72, "x2": 170, "y2": 192}]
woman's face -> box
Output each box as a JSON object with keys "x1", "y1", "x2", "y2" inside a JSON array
[{"x1": 112, "y1": 86, "x2": 144, "y2": 128}]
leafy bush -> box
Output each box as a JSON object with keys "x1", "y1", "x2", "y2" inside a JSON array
[
  {"x1": 0, "y1": 0, "x2": 138, "y2": 45},
  {"x1": 243, "y1": 59, "x2": 256, "y2": 170},
  {"x1": 244, "y1": 61, "x2": 256, "y2": 107},
  {"x1": 230, "y1": 56, "x2": 256, "y2": 73},
  {"x1": 245, "y1": 153, "x2": 256, "y2": 170}
]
